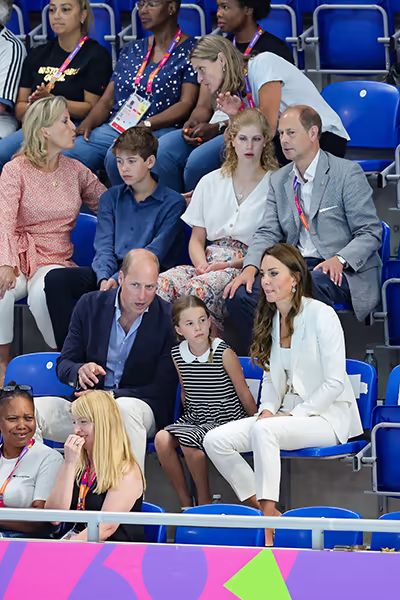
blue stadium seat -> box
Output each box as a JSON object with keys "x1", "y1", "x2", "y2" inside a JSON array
[
  {"x1": 369, "y1": 404, "x2": 400, "y2": 499},
  {"x1": 321, "y1": 82, "x2": 400, "y2": 174},
  {"x1": 274, "y1": 506, "x2": 363, "y2": 549},
  {"x1": 305, "y1": 0, "x2": 396, "y2": 75},
  {"x1": 259, "y1": 0, "x2": 302, "y2": 67},
  {"x1": 281, "y1": 358, "x2": 377, "y2": 459},
  {"x1": 370, "y1": 511, "x2": 400, "y2": 551},
  {"x1": 142, "y1": 501, "x2": 167, "y2": 543},
  {"x1": 4, "y1": 352, "x2": 73, "y2": 396},
  {"x1": 174, "y1": 503, "x2": 265, "y2": 546},
  {"x1": 373, "y1": 241, "x2": 400, "y2": 349},
  {"x1": 8, "y1": 0, "x2": 29, "y2": 39},
  {"x1": 334, "y1": 220, "x2": 390, "y2": 312}
]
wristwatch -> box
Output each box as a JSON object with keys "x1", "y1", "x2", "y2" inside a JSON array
[
  {"x1": 143, "y1": 119, "x2": 152, "y2": 128},
  {"x1": 336, "y1": 255, "x2": 348, "y2": 269}
]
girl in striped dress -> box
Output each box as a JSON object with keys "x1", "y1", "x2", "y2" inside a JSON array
[{"x1": 155, "y1": 295, "x2": 257, "y2": 507}]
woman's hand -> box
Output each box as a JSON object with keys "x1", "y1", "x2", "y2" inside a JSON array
[
  {"x1": 205, "y1": 261, "x2": 230, "y2": 273},
  {"x1": 216, "y1": 92, "x2": 242, "y2": 117},
  {"x1": 257, "y1": 409, "x2": 275, "y2": 420},
  {"x1": 195, "y1": 262, "x2": 209, "y2": 275},
  {"x1": 28, "y1": 83, "x2": 52, "y2": 104},
  {"x1": 0, "y1": 266, "x2": 16, "y2": 299},
  {"x1": 76, "y1": 116, "x2": 96, "y2": 141},
  {"x1": 183, "y1": 122, "x2": 218, "y2": 145},
  {"x1": 64, "y1": 434, "x2": 85, "y2": 466}
]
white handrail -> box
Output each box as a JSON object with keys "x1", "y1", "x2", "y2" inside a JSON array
[{"x1": 2, "y1": 508, "x2": 400, "y2": 548}]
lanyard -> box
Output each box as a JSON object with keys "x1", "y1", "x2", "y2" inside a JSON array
[
  {"x1": 77, "y1": 465, "x2": 96, "y2": 511},
  {"x1": 134, "y1": 29, "x2": 182, "y2": 96},
  {"x1": 244, "y1": 70, "x2": 255, "y2": 109},
  {"x1": 234, "y1": 24, "x2": 263, "y2": 57},
  {"x1": 46, "y1": 35, "x2": 89, "y2": 92},
  {"x1": 293, "y1": 175, "x2": 310, "y2": 231},
  {"x1": 0, "y1": 439, "x2": 35, "y2": 508}
]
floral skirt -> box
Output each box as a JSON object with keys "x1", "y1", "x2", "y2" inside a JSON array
[{"x1": 157, "y1": 238, "x2": 247, "y2": 326}]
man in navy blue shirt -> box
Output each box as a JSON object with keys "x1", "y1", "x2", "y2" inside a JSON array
[{"x1": 45, "y1": 127, "x2": 186, "y2": 349}]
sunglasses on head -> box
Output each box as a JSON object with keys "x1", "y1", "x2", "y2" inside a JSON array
[{"x1": 0, "y1": 384, "x2": 33, "y2": 396}]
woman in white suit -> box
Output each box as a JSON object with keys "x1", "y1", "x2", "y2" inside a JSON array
[{"x1": 203, "y1": 243, "x2": 363, "y2": 545}]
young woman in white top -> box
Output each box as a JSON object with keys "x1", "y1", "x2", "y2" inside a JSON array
[
  {"x1": 0, "y1": 385, "x2": 63, "y2": 537},
  {"x1": 157, "y1": 108, "x2": 277, "y2": 331},
  {"x1": 204, "y1": 243, "x2": 363, "y2": 545}
]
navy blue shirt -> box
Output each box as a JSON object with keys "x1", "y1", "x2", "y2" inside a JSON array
[
  {"x1": 92, "y1": 181, "x2": 186, "y2": 282},
  {"x1": 111, "y1": 36, "x2": 197, "y2": 121}
]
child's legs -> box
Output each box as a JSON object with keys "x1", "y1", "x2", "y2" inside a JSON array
[
  {"x1": 155, "y1": 430, "x2": 193, "y2": 507},
  {"x1": 181, "y1": 445, "x2": 211, "y2": 505}
]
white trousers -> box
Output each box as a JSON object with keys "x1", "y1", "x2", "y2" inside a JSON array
[
  {"x1": 0, "y1": 264, "x2": 63, "y2": 347},
  {"x1": 34, "y1": 395, "x2": 156, "y2": 474},
  {"x1": 203, "y1": 415, "x2": 338, "y2": 503}
]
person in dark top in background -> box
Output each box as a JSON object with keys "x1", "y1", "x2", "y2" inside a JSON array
[
  {"x1": 46, "y1": 390, "x2": 145, "y2": 543},
  {"x1": 45, "y1": 127, "x2": 186, "y2": 350},
  {"x1": 154, "y1": 0, "x2": 293, "y2": 193},
  {"x1": 0, "y1": 0, "x2": 112, "y2": 170},
  {"x1": 217, "y1": 0, "x2": 294, "y2": 63}
]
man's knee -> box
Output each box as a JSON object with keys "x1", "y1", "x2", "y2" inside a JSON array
[{"x1": 45, "y1": 268, "x2": 69, "y2": 295}]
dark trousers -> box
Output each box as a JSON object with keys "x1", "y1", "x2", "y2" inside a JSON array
[
  {"x1": 224, "y1": 257, "x2": 351, "y2": 355},
  {"x1": 45, "y1": 266, "x2": 98, "y2": 350},
  {"x1": 273, "y1": 131, "x2": 348, "y2": 166}
]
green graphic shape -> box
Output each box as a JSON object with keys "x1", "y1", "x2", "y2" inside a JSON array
[{"x1": 224, "y1": 548, "x2": 292, "y2": 600}]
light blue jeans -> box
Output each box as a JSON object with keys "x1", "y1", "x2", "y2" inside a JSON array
[
  {"x1": 65, "y1": 122, "x2": 176, "y2": 186},
  {"x1": 153, "y1": 129, "x2": 225, "y2": 192}
]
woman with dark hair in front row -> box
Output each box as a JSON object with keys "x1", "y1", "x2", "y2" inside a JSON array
[
  {"x1": 204, "y1": 243, "x2": 363, "y2": 545},
  {"x1": 0, "y1": 385, "x2": 63, "y2": 537},
  {"x1": 46, "y1": 390, "x2": 145, "y2": 542}
]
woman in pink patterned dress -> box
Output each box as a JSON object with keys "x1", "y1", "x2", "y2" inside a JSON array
[
  {"x1": 157, "y1": 108, "x2": 277, "y2": 332},
  {"x1": 0, "y1": 96, "x2": 106, "y2": 383}
]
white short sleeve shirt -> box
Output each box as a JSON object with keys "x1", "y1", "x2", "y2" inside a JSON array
[
  {"x1": 0, "y1": 442, "x2": 63, "y2": 508},
  {"x1": 247, "y1": 53, "x2": 349, "y2": 140},
  {"x1": 182, "y1": 168, "x2": 271, "y2": 246}
]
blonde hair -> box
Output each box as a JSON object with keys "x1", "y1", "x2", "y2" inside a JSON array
[
  {"x1": 190, "y1": 35, "x2": 246, "y2": 95},
  {"x1": 221, "y1": 108, "x2": 278, "y2": 176},
  {"x1": 16, "y1": 96, "x2": 68, "y2": 168},
  {"x1": 71, "y1": 391, "x2": 145, "y2": 494}
]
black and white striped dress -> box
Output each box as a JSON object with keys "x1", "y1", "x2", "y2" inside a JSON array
[{"x1": 165, "y1": 338, "x2": 248, "y2": 450}]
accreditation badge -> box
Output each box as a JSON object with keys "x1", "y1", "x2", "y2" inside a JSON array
[{"x1": 110, "y1": 92, "x2": 151, "y2": 134}]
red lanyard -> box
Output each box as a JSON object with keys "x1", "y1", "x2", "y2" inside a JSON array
[
  {"x1": 293, "y1": 175, "x2": 310, "y2": 231},
  {"x1": 234, "y1": 24, "x2": 263, "y2": 57},
  {"x1": 77, "y1": 465, "x2": 96, "y2": 511},
  {"x1": 0, "y1": 439, "x2": 35, "y2": 508},
  {"x1": 134, "y1": 29, "x2": 182, "y2": 96},
  {"x1": 46, "y1": 35, "x2": 89, "y2": 92}
]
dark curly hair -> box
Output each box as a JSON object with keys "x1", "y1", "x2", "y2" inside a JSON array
[{"x1": 238, "y1": 0, "x2": 271, "y2": 21}]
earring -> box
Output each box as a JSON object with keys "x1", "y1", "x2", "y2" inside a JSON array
[{"x1": 291, "y1": 284, "x2": 297, "y2": 294}]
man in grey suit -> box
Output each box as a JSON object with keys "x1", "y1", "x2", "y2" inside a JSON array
[{"x1": 224, "y1": 105, "x2": 382, "y2": 352}]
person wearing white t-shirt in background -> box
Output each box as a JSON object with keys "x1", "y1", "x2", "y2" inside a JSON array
[
  {"x1": 0, "y1": 385, "x2": 63, "y2": 537},
  {"x1": 157, "y1": 108, "x2": 278, "y2": 332},
  {"x1": 0, "y1": 0, "x2": 26, "y2": 138}
]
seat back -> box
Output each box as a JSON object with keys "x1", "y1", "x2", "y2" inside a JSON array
[
  {"x1": 70, "y1": 213, "x2": 97, "y2": 267},
  {"x1": 321, "y1": 81, "x2": 400, "y2": 149},
  {"x1": 4, "y1": 352, "x2": 73, "y2": 396},
  {"x1": 142, "y1": 501, "x2": 167, "y2": 543},
  {"x1": 385, "y1": 365, "x2": 400, "y2": 406},
  {"x1": 260, "y1": 0, "x2": 301, "y2": 40},
  {"x1": 380, "y1": 221, "x2": 391, "y2": 266},
  {"x1": 274, "y1": 506, "x2": 363, "y2": 548},
  {"x1": 239, "y1": 356, "x2": 263, "y2": 406},
  {"x1": 370, "y1": 511, "x2": 400, "y2": 551},
  {"x1": 174, "y1": 503, "x2": 265, "y2": 546},
  {"x1": 382, "y1": 255, "x2": 400, "y2": 346},
  {"x1": 371, "y1": 405, "x2": 400, "y2": 493},
  {"x1": 8, "y1": 1, "x2": 29, "y2": 37},
  {"x1": 346, "y1": 358, "x2": 377, "y2": 430},
  {"x1": 314, "y1": 0, "x2": 394, "y2": 71},
  {"x1": 90, "y1": 1, "x2": 119, "y2": 60}
]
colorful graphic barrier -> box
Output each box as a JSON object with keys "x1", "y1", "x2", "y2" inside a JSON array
[{"x1": 0, "y1": 541, "x2": 398, "y2": 599}]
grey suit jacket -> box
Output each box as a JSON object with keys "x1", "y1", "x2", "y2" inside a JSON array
[{"x1": 244, "y1": 150, "x2": 382, "y2": 320}]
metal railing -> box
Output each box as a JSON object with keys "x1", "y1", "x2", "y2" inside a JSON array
[{"x1": 2, "y1": 508, "x2": 400, "y2": 549}]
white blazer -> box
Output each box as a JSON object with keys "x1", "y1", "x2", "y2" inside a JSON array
[{"x1": 258, "y1": 297, "x2": 363, "y2": 443}]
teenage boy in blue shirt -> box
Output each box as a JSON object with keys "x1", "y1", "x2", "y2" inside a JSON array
[{"x1": 45, "y1": 126, "x2": 186, "y2": 349}]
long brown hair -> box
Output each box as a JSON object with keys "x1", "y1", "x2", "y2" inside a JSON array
[
  {"x1": 221, "y1": 108, "x2": 278, "y2": 176},
  {"x1": 171, "y1": 295, "x2": 215, "y2": 362},
  {"x1": 250, "y1": 244, "x2": 313, "y2": 370}
]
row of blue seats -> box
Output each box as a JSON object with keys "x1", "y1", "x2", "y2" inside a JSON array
[{"x1": 9, "y1": 0, "x2": 400, "y2": 73}]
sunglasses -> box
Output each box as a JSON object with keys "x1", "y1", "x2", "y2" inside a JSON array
[{"x1": 0, "y1": 384, "x2": 33, "y2": 396}]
